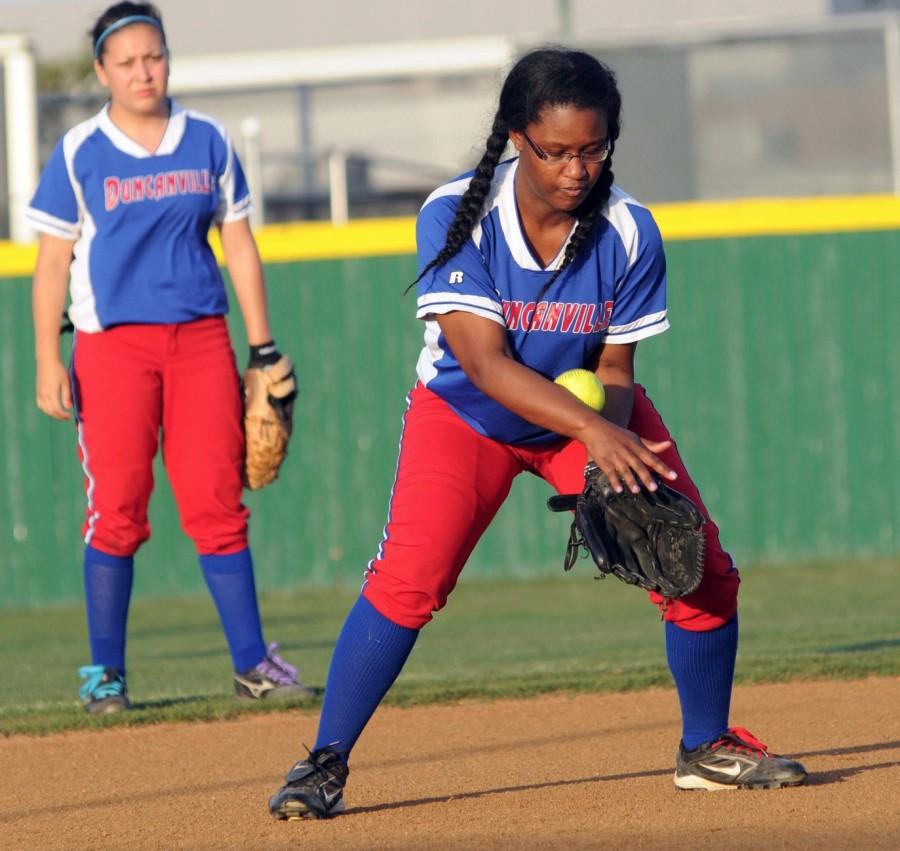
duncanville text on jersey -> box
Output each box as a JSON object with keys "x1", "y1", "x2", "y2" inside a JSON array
[
  {"x1": 503, "y1": 299, "x2": 614, "y2": 333},
  {"x1": 104, "y1": 169, "x2": 213, "y2": 211}
]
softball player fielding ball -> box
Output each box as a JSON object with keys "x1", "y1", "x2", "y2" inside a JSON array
[
  {"x1": 268, "y1": 47, "x2": 808, "y2": 820},
  {"x1": 29, "y1": 2, "x2": 310, "y2": 712}
]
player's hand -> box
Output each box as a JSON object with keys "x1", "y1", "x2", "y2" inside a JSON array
[
  {"x1": 36, "y1": 358, "x2": 73, "y2": 420},
  {"x1": 578, "y1": 417, "x2": 676, "y2": 494}
]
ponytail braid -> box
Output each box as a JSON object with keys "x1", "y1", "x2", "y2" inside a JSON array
[{"x1": 408, "y1": 117, "x2": 509, "y2": 291}]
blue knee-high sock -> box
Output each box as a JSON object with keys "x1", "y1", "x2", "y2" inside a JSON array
[
  {"x1": 665, "y1": 615, "x2": 738, "y2": 750},
  {"x1": 314, "y1": 595, "x2": 419, "y2": 759},
  {"x1": 199, "y1": 549, "x2": 267, "y2": 673},
  {"x1": 83, "y1": 545, "x2": 134, "y2": 671}
]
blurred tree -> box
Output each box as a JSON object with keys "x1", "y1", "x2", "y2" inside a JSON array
[{"x1": 37, "y1": 53, "x2": 96, "y2": 93}]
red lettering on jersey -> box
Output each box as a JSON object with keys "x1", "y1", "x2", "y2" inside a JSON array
[
  {"x1": 104, "y1": 169, "x2": 213, "y2": 213},
  {"x1": 520, "y1": 302, "x2": 536, "y2": 329},
  {"x1": 504, "y1": 300, "x2": 524, "y2": 330},
  {"x1": 580, "y1": 304, "x2": 597, "y2": 334},
  {"x1": 572, "y1": 304, "x2": 589, "y2": 333},
  {"x1": 591, "y1": 300, "x2": 614, "y2": 332},
  {"x1": 530, "y1": 302, "x2": 548, "y2": 330},
  {"x1": 560, "y1": 302, "x2": 581, "y2": 333},
  {"x1": 501, "y1": 300, "x2": 611, "y2": 334},
  {"x1": 585, "y1": 300, "x2": 615, "y2": 333},
  {"x1": 104, "y1": 178, "x2": 120, "y2": 211},
  {"x1": 541, "y1": 301, "x2": 563, "y2": 331}
]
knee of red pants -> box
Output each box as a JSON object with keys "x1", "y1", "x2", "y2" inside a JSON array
[
  {"x1": 361, "y1": 530, "x2": 465, "y2": 630},
  {"x1": 649, "y1": 520, "x2": 741, "y2": 630},
  {"x1": 629, "y1": 385, "x2": 740, "y2": 630},
  {"x1": 177, "y1": 474, "x2": 248, "y2": 555},
  {"x1": 80, "y1": 467, "x2": 153, "y2": 556},
  {"x1": 170, "y1": 461, "x2": 249, "y2": 555},
  {"x1": 180, "y1": 508, "x2": 249, "y2": 556},
  {"x1": 84, "y1": 515, "x2": 150, "y2": 557},
  {"x1": 361, "y1": 572, "x2": 444, "y2": 630},
  {"x1": 179, "y1": 490, "x2": 249, "y2": 553},
  {"x1": 86, "y1": 503, "x2": 248, "y2": 557}
]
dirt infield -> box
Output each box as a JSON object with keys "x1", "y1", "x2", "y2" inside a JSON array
[{"x1": 2, "y1": 677, "x2": 898, "y2": 850}]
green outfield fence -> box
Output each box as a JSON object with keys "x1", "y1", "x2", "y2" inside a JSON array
[{"x1": 1, "y1": 197, "x2": 898, "y2": 609}]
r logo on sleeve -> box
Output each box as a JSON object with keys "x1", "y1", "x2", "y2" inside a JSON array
[{"x1": 448, "y1": 271, "x2": 464, "y2": 284}]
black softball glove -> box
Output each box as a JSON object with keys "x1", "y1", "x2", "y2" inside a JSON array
[{"x1": 547, "y1": 462, "x2": 706, "y2": 598}]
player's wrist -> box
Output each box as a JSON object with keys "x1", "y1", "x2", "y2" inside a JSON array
[
  {"x1": 569, "y1": 412, "x2": 609, "y2": 444},
  {"x1": 248, "y1": 340, "x2": 281, "y2": 368}
]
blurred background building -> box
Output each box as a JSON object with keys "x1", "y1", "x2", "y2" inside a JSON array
[{"x1": 1, "y1": 0, "x2": 900, "y2": 237}]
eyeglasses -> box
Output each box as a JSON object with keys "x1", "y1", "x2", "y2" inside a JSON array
[{"x1": 521, "y1": 130, "x2": 610, "y2": 165}]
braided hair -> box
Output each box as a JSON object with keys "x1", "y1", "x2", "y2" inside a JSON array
[{"x1": 412, "y1": 47, "x2": 622, "y2": 291}]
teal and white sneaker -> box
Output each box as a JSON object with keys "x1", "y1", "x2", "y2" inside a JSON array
[{"x1": 78, "y1": 665, "x2": 130, "y2": 714}]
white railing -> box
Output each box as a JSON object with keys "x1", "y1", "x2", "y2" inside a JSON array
[{"x1": 2, "y1": 34, "x2": 38, "y2": 243}]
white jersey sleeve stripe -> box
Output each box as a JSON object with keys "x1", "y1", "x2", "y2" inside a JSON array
[
  {"x1": 607, "y1": 309, "x2": 668, "y2": 336},
  {"x1": 416, "y1": 292, "x2": 504, "y2": 322},
  {"x1": 221, "y1": 193, "x2": 252, "y2": 223},
  {"x1": 417, "y1": 304, "x2": 506, "y2": 325},
  {"x1": 183, "y1": 108, "x2": 252, "y2": 224},
  {"x1": 603, "y1": 186, "x2": 643, "y2": 269},
  {"x1": 420, "y1": 175, "x2": 473, "y2": 209},
  {"x1": 605, "y1": 313, "x2": 669, "y2": 343},
  {"x1": 25, "y1": 207, "x2": 80, "y2": 239}
]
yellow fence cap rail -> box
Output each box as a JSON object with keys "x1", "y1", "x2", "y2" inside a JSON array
[
  {"x1": 3, "y1": 195, "x2": 898, "y2": 275},
  {"x1": 653, "y1": 194, "x2": 900, "y2": 240}
]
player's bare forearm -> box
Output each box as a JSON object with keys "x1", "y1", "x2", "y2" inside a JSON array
[
  {"x1": 594, "y1": 342, "x2": 638, "y2": 429},
  {"x1": 32, "y1": 233, "x2": 75, "y2": 418},
  {"x1": 435, "y1": 310, "x2": 596, "y2": 435},
  {"x1": 474, "y1": 351, "x2": 604, "y2": 436},
  {"x1": 219, "y1": 219, "x2": 272, "y2": 346},
  {"x1": 33, "y1": 234, "x2": 73, "y2": 363}
]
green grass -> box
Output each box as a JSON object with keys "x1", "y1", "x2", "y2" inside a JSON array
[{"x1": 2, "y1": 559, "x2": 898, "y2": 736}]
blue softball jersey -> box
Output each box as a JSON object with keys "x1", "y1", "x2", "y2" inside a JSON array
[
  {"x1": 415, "y1": 157, "x2": 669, "y2": 445},
  {"x1": 27, "y1": 100, "x2": 251, "y2": 332}
]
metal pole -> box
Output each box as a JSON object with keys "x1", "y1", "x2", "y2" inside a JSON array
[
  {"x1": 558, "y1": 0, "x2": 573, "y2": 39},
  {"x1": 296, "y1": 84, "x2": 315, "y2": 214},
  {"x1": 885, "y1": 14, "x2": 900, "y2": 195},
  {"x1": 4, "y1": 36, "x2": 38, "y2": 242},
  {"x1": 240, "y1": 116, "x2": 265, "y2": 228},
  {"x1": 328, "y1": 147, "x2": 349, "y2": 226}
]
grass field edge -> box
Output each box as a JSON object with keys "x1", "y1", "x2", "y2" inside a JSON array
[{"x1": 3, "y1": 667, "x2": 897, "y2": 739}]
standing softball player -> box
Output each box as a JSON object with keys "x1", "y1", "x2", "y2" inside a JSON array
[
  {"x1": 268, "y1": 47, "x2": 807, "y2": 819},
  {"x1": 29, "y1": 2, "x2": 309, "y2": 712}
]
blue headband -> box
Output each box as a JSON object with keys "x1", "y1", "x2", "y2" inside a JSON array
[{"x1": 94, "y1": 15, "x2": 165, "y2": 58}]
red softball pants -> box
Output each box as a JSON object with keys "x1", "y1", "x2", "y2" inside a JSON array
[
  {"x1": 362, "y1": 383, "x2": 739, "y2": 631},
  {"x1": 71, "y1": 317, "x2": 249, "y2": 556}
]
